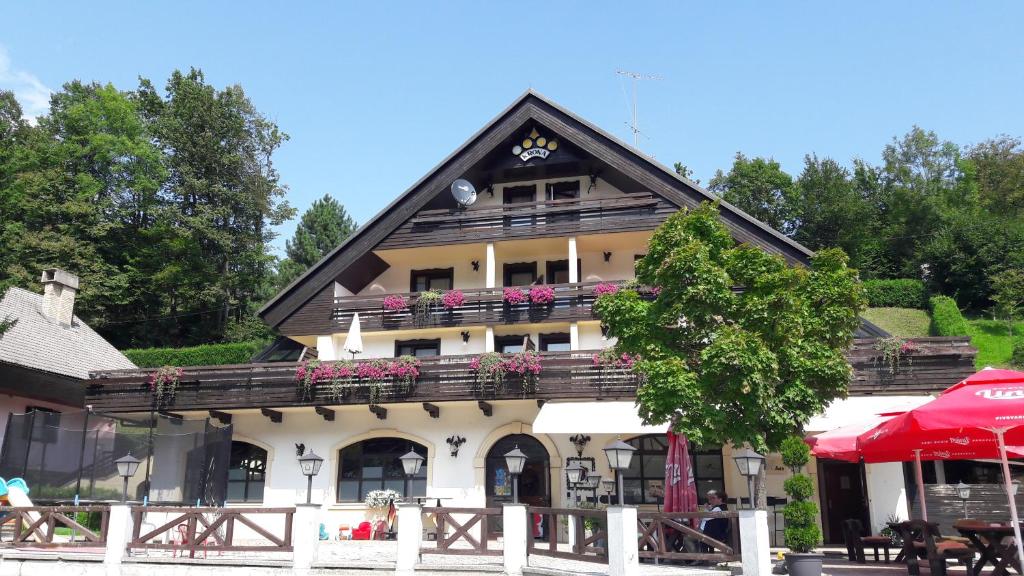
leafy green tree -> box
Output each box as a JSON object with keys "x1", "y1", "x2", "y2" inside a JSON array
[
  {"x1": 277, "y1": 194, "x2": 357, "y2": 288},
  {"x1": 708, "y1": 153, "x2": 797, "y2": 235},
  {"x1": 967, "y1": 136, "x2": 1024, "y2": 217},
  {"x1": 792, "y1": 154, "x2": 872, "y2": 267},
  {"x1": 595, "y1": 203, "x2": 866, "y2": 505},
  {"x1": 991, "y1": 269, "x2": 1024, "y2": 338},
  {"x1": 673, "y1": 162, "x2": 700, "y2": 185}
]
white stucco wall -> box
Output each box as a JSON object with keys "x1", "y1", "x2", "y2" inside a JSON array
[{"x1": 865, "y1": 462, "x2": 908, "y2": 533}]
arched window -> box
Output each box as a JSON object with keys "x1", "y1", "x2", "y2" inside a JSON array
[
  {"x1": 228, "y1": 441, "x2": 267, "y2": 502},
  {"x1": 337, "y1": 438, "x2": 427, "y2": 503},
  {"x1": 622, "y1": 435, "x2": 724, "y2": 505}
]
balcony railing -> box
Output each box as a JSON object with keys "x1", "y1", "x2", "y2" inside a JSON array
[
  {"x1": 377, "y1": 193, "x2": 674, "y2": 249},
  {"x1": 86, "y1": 351, "x2": 640, "y2": 413},
  {"x1": 332, "y1": 281, "x2": 627, "y2": 332}
]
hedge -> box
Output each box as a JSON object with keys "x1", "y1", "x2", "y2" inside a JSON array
[
  {"x1": 863, "y1": 279, "x2": 927, "y2": 309},
  {"x1": 123, "y1": 340, "x2": 267, "y2": 368},
  {"x1": 929, "y1": 296, "x2": 970, "y2": 337},
  {"x1": 1013, "y1": 339, "x2": 1024, "y2": 368}
]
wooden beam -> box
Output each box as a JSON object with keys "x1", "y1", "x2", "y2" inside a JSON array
[
  {"x1": 478, "y1": 401, "x2": 493, "y2": 417},
  {"x1": 422, "y1": 403, "x2": 440, "y2": 419},
  {"x1": 315, "y1": 406, "x2": 335, "y2": 421},
  {"x1": 209, "y1": 410, "x2": 232, "y2": 425},
  {"x1": 260, "y1": 408, "x2": 283, "y2": 423},
  {"x1": 369, "y1": 405, "x2": 387, "y2": 420}
]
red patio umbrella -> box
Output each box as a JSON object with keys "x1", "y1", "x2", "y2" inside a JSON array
[
  {"x1": 808, "y1": 413, "x2": 902, "y2": 462},
  {"x1": 664, "y1": 430, "x2": 698, "y2": 521},
  {"x1": 856, "y1": 368, "x2": 1024, "y2": 565}
]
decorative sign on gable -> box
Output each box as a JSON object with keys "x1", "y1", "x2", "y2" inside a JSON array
[{"x1": 512, "y1": 127, "x2": 558, "y2": 161}]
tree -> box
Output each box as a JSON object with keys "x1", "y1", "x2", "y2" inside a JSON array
[
  {"x1": 595, "y1": 203, "x2": 865, "y2": 505},
  {"x1": 792, "y1": 154, "x2": 872, "y2": 268},
  {"x1": 277, "y1": 194, "x2": 357, "y2": 288},
  {"x1": 967, "y1": 136, "x2": 1024, "y2": 217},
  {"x1": 991, "y1": 269, "x2": 1024, "y2": 338},
  {"x1": 708, "y1": 153, "x2": 797, "y2": 235},
  {"x1": 673, "y1": 162, "x2": 700, "y2": 185}
]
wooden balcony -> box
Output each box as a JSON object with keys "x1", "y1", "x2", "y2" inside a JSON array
[
  {"x1": 377, "y1": 193, "x2": 676, "y2": 249},
  {"x1": 332, "y1": 281, "x2": 628, "y2": 332},
  {"x1": 85, "y1": 351, "x2": 639, "y2": 413}
]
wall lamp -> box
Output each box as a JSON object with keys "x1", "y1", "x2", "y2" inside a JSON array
[
  {"x1": 603, "y1": 251, "x2": 612, "y2": 262},
  {"x1": 461, "y1": 331, "x2": 471, "y2": 344},
  {"x1": 447, "y1": 435, "x2": 466, "y2": 457},
  {"x1": 471, "y1": 260, "x2": 480, "y2": 271},
  {"x1": 569, "y1": 434, "x2": 591, "y2": 457}
]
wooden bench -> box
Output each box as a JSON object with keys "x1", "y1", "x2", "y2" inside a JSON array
[
  {"x1": 889, "y1": 520, "x2": 975, "y2": 576},
  {"x1": 843, "y1": 518, "x2": 891, "y2": 563}
]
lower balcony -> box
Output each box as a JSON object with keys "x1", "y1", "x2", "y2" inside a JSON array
[{"x1": 85, "y1": 351, "x2": 639, "y2": 413}]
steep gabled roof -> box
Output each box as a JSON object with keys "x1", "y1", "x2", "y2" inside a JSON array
[
  {"x1": 259, "y1": 90, "x2": 813, "y2": 329},
  {"x1": 0, "y1": 287, "x2": 136, "y2": 379}
]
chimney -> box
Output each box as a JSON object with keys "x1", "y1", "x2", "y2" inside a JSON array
[{"x1": 40, "y1": 269, "x2": 79, "y2": 326}]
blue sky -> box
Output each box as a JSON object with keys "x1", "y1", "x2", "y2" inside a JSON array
[{"x1": 3, "y1": 1, "x2": 1022, "y2": 255}]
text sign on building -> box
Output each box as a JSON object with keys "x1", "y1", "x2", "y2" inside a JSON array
[{"x1": 512, "y1": 127, "x2": 558, "y2": 161}]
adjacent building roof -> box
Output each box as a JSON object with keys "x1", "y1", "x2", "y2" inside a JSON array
[{"x1": 0, "y1": 287, "x2": 136, "y2": 380}]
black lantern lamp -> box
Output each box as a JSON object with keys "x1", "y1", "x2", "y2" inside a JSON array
[
  {"x1": 956, "y1": 482, "x2": 971, "y2": 518},
  {"x1": 603, "y1": 439, "x2": 636, "y2": 506},
  {"x1": 565, "y1": 462, "x2": 585, "y2": 508},
  {"x1": 298, "y1": 450, "x2": 324, "y2": 504},
  {"x1": 732, "y1": 447, "x2": 765, "y2": 509},
  {"x1": 115, "y1": 453, "x2": 141, "y2": 503},
  {"x1": 399, "y1": 450, "x2": 425, "y2": 503},
  {"x1": 602, "y1": 478, "x2": 616, "y2": 504},
  {"x1": 504, "y1": 445, "x2": 528, "y2": 504}
]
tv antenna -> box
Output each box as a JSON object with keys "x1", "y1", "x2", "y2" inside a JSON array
[{"x1": 616, "y1": 70, "x2": 663, "y2": 149}]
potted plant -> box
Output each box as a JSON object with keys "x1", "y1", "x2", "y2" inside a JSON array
[
  {"x1": 529, "y1": 285, "x2": 555, "y2": 305},
  {"x1": 781, "y1": 436, "x2": 823, "y2": 576},
  {"x1": 414, "y1": 290, "x2": 442, "y2": 324},
  {"x1": 382, "y1": 294, "x2": 408, "y2": 312},
  {"x1": 149, "y1": 366, "x2": 183, "y2": 406}
]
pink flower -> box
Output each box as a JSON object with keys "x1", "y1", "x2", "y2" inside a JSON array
[
  {"x1": 593, "y1": 283, "x2": 620, "y2": 297},
  {"x1": 383, "y1": 295, "x2": 408, "y2": 311},
  {"x1": 503, "y1": 288, "x2": 528, "y2": 305},
  {"x1": 442, "y1": 290, "x2": 465, "y2": 309},
  {"x1": 529, "y1": 285, "x2": 555, "y2": 304}
]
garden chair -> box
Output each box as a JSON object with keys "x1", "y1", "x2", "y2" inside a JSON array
[{"x1": 843, "y1": 518, "x2": 891, "y2": 563}]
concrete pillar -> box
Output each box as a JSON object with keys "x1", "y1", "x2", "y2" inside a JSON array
[
  {"x1": 503, "y1": 504, "x2": 528, "y2": 576},
  {"x1": 316, "y1": 335, "x2": 337, "y2": 361},
  {"x1": 568, "y1": 237, "x2": 578, "y2": 284},
  {"x1": 486, "y1": 242, "x2": 496, "y2": 288},
  {"x1": 292, "y1": 503, "x2": 321, "y2": 573},
  {"x1": 569, "y1": 322, "x2": 579, "y2": 350},
  {"x1": 103, "y1": 504, "x2": 133, "y2": 572},
  {"x1": 606, "y1": 506, "x2": 638, "y2": 576},
  {"x1": 485, "y1": 326, "x2": 495, "y2": 352},
  {"x1": 739, "y1": 509, "x2": 771, "y2": 576},
  {"x1": 396, "y1": 502, "x2": 423, "y2": 576},
  {"x1": 567, "y1": 513, "x2": 578, "y2": 549},
  {"x1": 866, "y1": 462, "x2": 909, "y2": 533}
]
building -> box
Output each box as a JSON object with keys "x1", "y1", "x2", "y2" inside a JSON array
[{"x1": 81, "y1": 91, "x2": 975, "y2": 543}]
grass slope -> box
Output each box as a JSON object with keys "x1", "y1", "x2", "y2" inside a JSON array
[
  {"x1": 862, "y1": 308, "x2": 931, "y2": 338},
  {"x1": 966, "y1": 318, "x2": 1024, "y2": 369}
]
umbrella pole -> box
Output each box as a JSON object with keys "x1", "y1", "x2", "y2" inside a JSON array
[
  {"x1": 913, "y1": 449, "x2": 928, "y2": 521},
  {"x1": 995, "y1": 429, "x2": 1024, "y2": 570}
]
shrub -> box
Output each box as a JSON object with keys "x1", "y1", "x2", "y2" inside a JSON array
[
  {"x1": 781, "y1": 435, "x2": 820, "y2": 554},
  {"x1": 863, "y1": 279, "x2": 927, "y2": 309},
  {"x1": 1012, "y1": 339, "x2": 1024, "y2": 368},
  {"x1": 124, "y1": 340, "x2": 266, "y2": 368},
  {"x1": 779, "y1": 436, "x2": 810, "y2": 469},
  {"x1": 929, "y1": 295, "x2": 970, "y2": 336},
  {"x1": 784, "y1": 475, "x2": 815, "y2": 500}
]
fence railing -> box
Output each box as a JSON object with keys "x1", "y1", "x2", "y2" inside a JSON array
[
  {"x1": 528, "y1": 507, "x2": 608, "y2": 564},
  {"x1": 636, "y1": 511, "x2": 740, "y2": 563},
  {"x1": 421, "y1": 507, "x2": 502, "y2": 556},
  {"x1": 129, "y1": 507, "x2": 294, "y2": 557},
  {"x1": 0, "y1": 506, "x2": 110, "y2": 548}
]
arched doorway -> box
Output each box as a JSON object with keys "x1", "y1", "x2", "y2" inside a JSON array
[{"x1": 486, "y1": 434, "x2": 550, "y2": 535}]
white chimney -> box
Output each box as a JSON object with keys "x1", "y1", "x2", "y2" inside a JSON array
[{"x1": 40, "y1": 268, "x2": 79, "y2": 326}]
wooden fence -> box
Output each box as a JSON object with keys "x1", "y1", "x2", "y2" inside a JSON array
[
  {"x1": 0, "y1": 506, "x2": 110, "y2": 548},
  {"x1": 421, "y1": 506, "x2": 502, "y2": 556},
  {"x1": 528, "y1": 507, "x2": 608, "y2": 563},
  {"x1": 128, "y1": 507, "x2": 293, "y2": 557},
  {"x1": 636, "y1": 511, "x2": 740, "y2": 563}
]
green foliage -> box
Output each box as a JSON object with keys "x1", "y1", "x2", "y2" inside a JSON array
[
  {"x1": 864, "y1": 279, "x2": 927, "y2": 309},
  {"x1": 276, "y1": 194, "x2": 356, "y2": 289},
  {"x1": 967, "y1": 318, "x2": 1024, "y2": 369},
  {"x1": 709, "y1": 153, "x2": 797, "y2": 235},
  {"x1": 784, "y1": 475, "x2": 815, "y2": 500},
  {"x1": 0, "y1": 315, "x2": 14, "y2": 337},
  {"x1": 991, "y1": 269, "x2": 1024, "y2": 337},
  {"x1": 779, "y1": 436, "x2": 811, "y2": 469},
  {"x1": 860, "y1": 308, "x2": 931, "y2": 338},
  {"x1": 783, "y1": 499, "x2": 818, "y2": 525},
  {"x1": 785, "y1": 524, "x2": 822, "y2": 554},
  {"x1": 929, "y1": 296, "x2": 970, "y2": 336},
  {"x1": 124, "y1": 340, "x2": 266, "y2": 368},
  {"x1": 596, "y1": 203, "x2": 866, "y2": 452},
  {"x1": 1012, "y1": 340, "x2": 1024, "y2": 368}
]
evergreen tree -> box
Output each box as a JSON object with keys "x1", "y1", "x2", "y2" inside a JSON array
[{"x1": 277, "y1": 194, "x2": 356, "y2": 288}]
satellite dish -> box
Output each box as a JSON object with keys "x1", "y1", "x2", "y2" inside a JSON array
[{"x1": 451, "y1": 179, "x2": 477, "y2": 207}]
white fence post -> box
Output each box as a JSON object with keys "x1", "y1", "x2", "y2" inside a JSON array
[
  {"x1": 103, "y1": 504, "x2": 133, "y2": 574},
  {"x1": 292, "y1": 504, "x2": 321, "y2": 574},
  {"x1": 396, "y1": 502, "x2": 423, "y2": 576},
  {"x1": 503, "y1": 504, "x2": 528, "y2": 576},
  {"x1": 739, "y1": 509, "x2": 771, "y2": 576},
  {"x1": 606, "y1": 505, "x2": 639, "y2": 576}
]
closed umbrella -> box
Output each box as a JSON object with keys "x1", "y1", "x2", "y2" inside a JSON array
[
  {"x1": 343, "y1": 313, "x2": 363, "y2": 359},
  {"x1": 856, "y1": 368, "x2": 1024, "y2": 565},
  {"x1": 664, "y1": 431, "x2": 698, "y2": 520}
]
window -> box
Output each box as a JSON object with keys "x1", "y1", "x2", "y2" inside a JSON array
[
  {"x1": 395, "y1": 339, "x2": 441, "y2": 358},
  {"x1": 504, "y1": 262, "x2": 537, "y2": 287},
  {"x1": 228, "y1": 442, "x2": 267, "y2": 502},
  {"x1": 539, "y1": 333, "x2": 571, "y2": 352},
  {"x1": 337, "y1": 438, "x2": 427, "y2": 503},
  {"x1": 546, "y1": 180, "x2": 580, "y2": 201},
  {"x1": 545, "y1": 260, "x2": 581, "y2": 285},
  {"x1": 410, "y1": 268, "x2": 453, "y2": 293},
  {"x1": 495, "y1": 335, "x2": 529, "y2": 353},
  {"x1": 622, "y1": 435, "x2": 724, "y2": 505},
  {"x1": 503, "y1": 185, "x2": 536, "y2": 204}
]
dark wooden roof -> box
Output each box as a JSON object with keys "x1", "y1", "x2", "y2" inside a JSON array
[{"x1": 257, "y1": 90, "x2": 814, "y2": 330}]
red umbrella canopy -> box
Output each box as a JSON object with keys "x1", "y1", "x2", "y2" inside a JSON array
[
  {"x1": 808, "y1": 413, "x2": 901, "y2": 463},
  {"x1": 857, "y1": 369, "x2": 1024, "y2": 463}
]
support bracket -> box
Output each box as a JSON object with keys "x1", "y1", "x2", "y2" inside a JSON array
[
  {"x1": 315, "y1": 406, "x2": 335, "y2": 422},
  {"x1": 260, "y1": 408, "x2": 283, "y2": 423},
  {"x1": 423, "y1": 403, "x2": 440, "y2": 419},
  {"x1": 478, "y1": 401, "x2": 493, "y2": 417}
]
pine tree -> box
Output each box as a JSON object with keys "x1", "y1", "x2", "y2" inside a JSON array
[{"x1": 277, "y1": 194, "x2": 357, "y2": 288}]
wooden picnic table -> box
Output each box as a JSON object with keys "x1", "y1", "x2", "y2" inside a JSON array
[{"x1": 954, "y1": 520, "x2": 1022, "y2": 576}]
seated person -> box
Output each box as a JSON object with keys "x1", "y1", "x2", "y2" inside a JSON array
[{"x1": 700, "y1": 490, "x2": 730, "y2": 547}]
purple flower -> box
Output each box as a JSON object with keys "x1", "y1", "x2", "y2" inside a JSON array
[
  {"x1": 503, "y1": 288, "x2": 528, "y2": 305},
  {"x1": 383, "y1": 295, "x2": 408, "y2": 311},
  {"x1": 529, "y1": 285, "x2": 555, "y2": 304}
]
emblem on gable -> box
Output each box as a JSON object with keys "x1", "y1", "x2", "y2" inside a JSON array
[{"x1": 512, "y1": 127, "x2": 558, "y2": 161}]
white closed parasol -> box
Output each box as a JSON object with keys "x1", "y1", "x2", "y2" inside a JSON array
[{"x1": 343, "y1": 312, "x2": 363, "y2": 359}]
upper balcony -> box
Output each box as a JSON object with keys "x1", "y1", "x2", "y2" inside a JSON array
[
  {"x1": 376, "y1": 193, "x2": 676, "y2": 250},
  {"x1": 331, "y1": 280, "x2": 631, "y2": 332}
]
